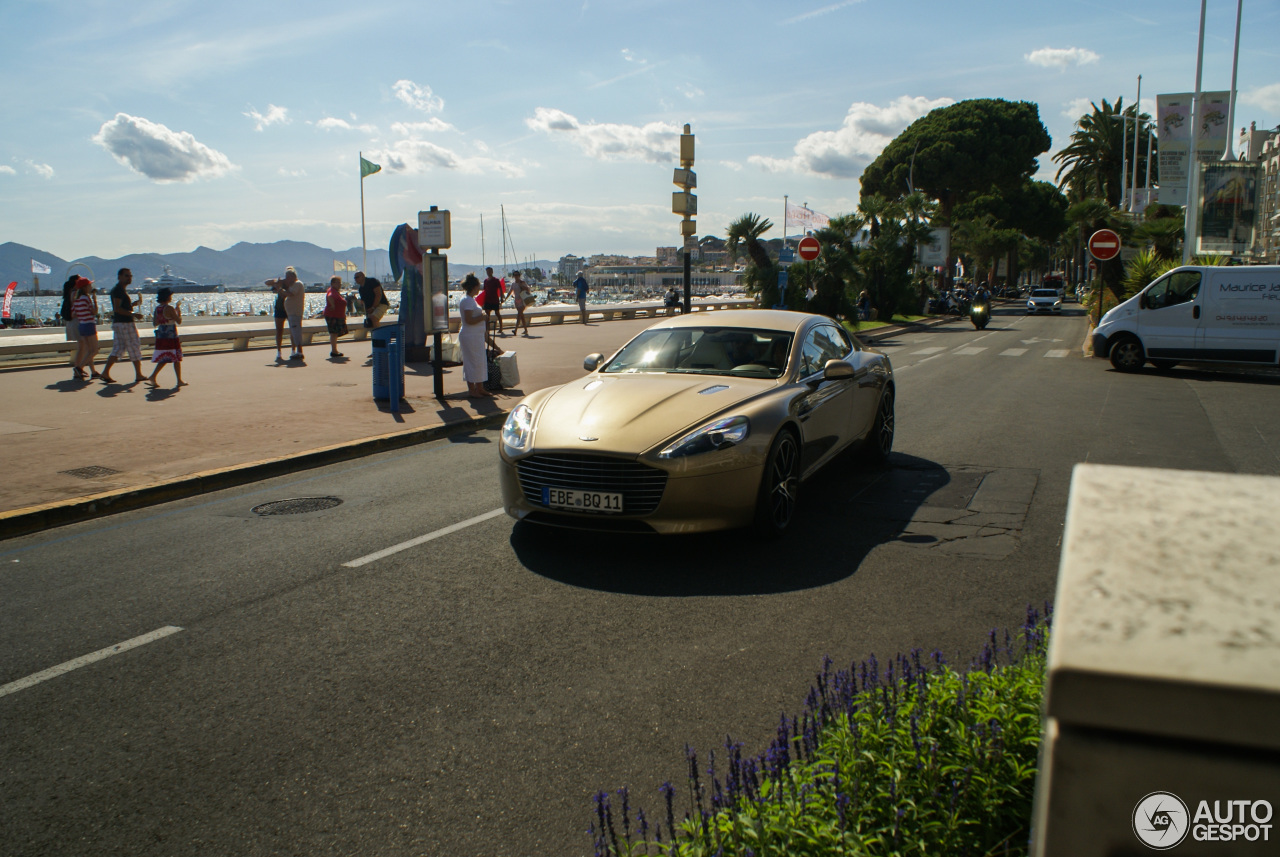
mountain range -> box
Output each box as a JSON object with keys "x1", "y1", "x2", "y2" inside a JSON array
[{"x1": 1, "y1": 241, "x2": 555, "y2": 292}]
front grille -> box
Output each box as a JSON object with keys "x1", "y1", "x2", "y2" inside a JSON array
[{"x1": 516, "y1": 453, "x2": 668, "y2": 515}]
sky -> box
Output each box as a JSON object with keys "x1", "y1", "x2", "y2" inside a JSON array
[{"x1": 2, "y1": 0, "x2": 1278, "y2": 267}]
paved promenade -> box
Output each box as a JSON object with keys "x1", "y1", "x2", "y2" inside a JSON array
[{"x1": 0, "y1": 314, "x2": 943, "y2": 538}]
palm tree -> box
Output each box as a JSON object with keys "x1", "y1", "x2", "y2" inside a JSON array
[
  {"x1": 725, "y1": 213, "x2": 774, "y2": 270},
  {"x1": 1053, "y1": 98, "x2": 1154, "y2": 206}
]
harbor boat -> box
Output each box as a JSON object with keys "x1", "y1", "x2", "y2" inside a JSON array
[{"x1": 141, "y1": 266, "x2": 226, "y2": 294}]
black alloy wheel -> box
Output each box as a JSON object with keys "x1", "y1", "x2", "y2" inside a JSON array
[
  {"x1": 1109, "y1": 335, "x2": 1146, "y2": 372},
  {"x1": 863, "y1": 388, "x2": 895, "y2": 462},
  {"x1": 755, "y1": 430, "x2": 800, "y2": 538}
]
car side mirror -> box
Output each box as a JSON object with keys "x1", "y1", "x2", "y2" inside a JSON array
[
  {"x1": 584, "y1": 353, "x2": 604, "y2": 372},
  {"x1": 823, "y1": 359, "x2": 855, "y2": 380}
]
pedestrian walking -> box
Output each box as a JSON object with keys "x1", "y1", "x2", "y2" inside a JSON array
[
  {"x1": 60, "y1": 273, "x2": 81, "y2": 366},
  {"x1": 574, "y1": 270, "x2": 590, "y2": 323},
  {"x1": 101, "y1": 267, "x2": 146, "y2": 383},
  {"x1": 272, "y1": 268, "x2": 306, "y2": 360},
  {"x1": 70, "y1": 277, "x2": 100, "y2": 380},
  {"x1": 458, "y1": 274, "x2": 495, "y2": 399},
  {"x1": 482, "y1": 267, "x2": 506, "y2": 335},
  {"x1": 510, "y1": 270, "x2": 534, "y2": 337},
  {"x1": 324, "y1": 275, "x2": 349, "y2": 358},
  {"x1": 146, "y1": 287, "x2": 185, "y2": 387},
  {"x1": 355, "y1": 271, "x2": 389, "y2": 329}
]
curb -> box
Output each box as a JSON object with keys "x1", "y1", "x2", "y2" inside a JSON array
[{"x1": 0, "y1": 411, "x2": 509, "y2": 542}]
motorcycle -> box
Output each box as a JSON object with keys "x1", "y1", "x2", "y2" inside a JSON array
[{"x1": 970, "y1": 300, "x2": 990, "y2": 330}]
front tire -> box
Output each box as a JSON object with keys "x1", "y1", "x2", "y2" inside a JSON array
[
  {"x1": 1109, "y1": 335, "x2": 1146, "y2": 372},
  {"x1": 754, "y1": 430, "x2": 800, "y2": 538}
]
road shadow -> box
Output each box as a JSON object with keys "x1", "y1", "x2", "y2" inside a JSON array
[
  {"x1": 45, "y1": 377, "x2": 93, "y2": 392},
  {"x1": 511, "y1": 451, "x2": 946, "y2": 596},
  {"x1": 1106, "y1": 363, "x2": 1280, "y2": 386},
  {"x1": 96, "y1": 380, "x2": 144, "y2": 398}
]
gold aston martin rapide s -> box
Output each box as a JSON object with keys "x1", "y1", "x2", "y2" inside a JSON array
[{"x1": 499, "y1": 309, "x2": 895, "y2": 536}]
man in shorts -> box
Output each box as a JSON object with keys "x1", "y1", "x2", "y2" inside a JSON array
[
  {"x1": 481, "y1": 267, "x2": 505, "y2": 335},
  {"x1": 266, "y1": 267, "x2": 306, "y2": 360},
  {"x1": 355, "y1": 271, "x2": 389, "y2": 329},
  {"x1": 100, "y1": 268, "x2": 145, "y2": 383}
]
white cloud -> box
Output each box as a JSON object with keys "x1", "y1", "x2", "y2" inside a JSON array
[
  {"x1": 393, "y1": 79, "x2": 444, "y2": 113},
  {"x1": 278, "y1": 168, "x2": 307, "y2": 177},
  {"x1": 1241, "y1": 82, "x2": 1280, "y2": 114},
  {"x1": 720, "y1": 160, "x2": 744, "y2": 171},
  {"x1": 0, "y1": 165, "x2": 15, "y2": 176},
  {"x1": 783, "y1": 0, "x2": 865, "y2": 25},
  {"x1": 747, "y1": 95, "x2": 953, "y2": 178},
  {"x1": 680, "y1": 84, "x2": 704, "y2": 99},
  {"x1": 245, "y1": 104, "x2": 289, "y2": 131},
  {"x1": 26, "y1": 160, "x2": 55, "y2": 179},
  {"x1": 391, "y1": 119, "x2": 454, "y2": 135},
  {"x1": 525, "y1": 107, "x2": 682, "y2": 163},
  {"x1": 1025, "y1": 46, "x2": 1100, "y2": 70},
  {"x1": 92, "y1": 113, "x2": 234, "y2": 182},
  {"x1": 1062, "y1": 97, "x2": 1095, "y2": 120},
  {"x1": 315, "y1": 117, "x2": 378, "y2": 133},
  {"x1": 368, "y1": 139, "x2": 523, "y2": 178}
]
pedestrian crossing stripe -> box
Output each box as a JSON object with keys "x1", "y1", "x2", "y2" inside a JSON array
[
  {"x1": 1000, "y1": 348, "x2": 1028, "y2": 357},
  {"x1": 910, "y1": 347, "x2": 946, "y2": 355},
  {"x1": 954, "y1": 346, "x2": 986, "y2": 355},
  {"x1": 1045, "y1": 349, "x2": 1069, "y2": 358}
]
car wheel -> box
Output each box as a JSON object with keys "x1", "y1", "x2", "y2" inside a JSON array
[
  {"x1": 1109, "y1": 334, "x2": 1145, "y2": 372},
  {"x1": 862, "y1": 387, "x2": 895, "y2": 463},
  {"x1": 754, "y1": 430, "x2": 800, "y2": 538}
]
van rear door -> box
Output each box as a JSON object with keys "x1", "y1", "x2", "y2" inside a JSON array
[
  {"x1": 1138, "y1": 270, "x2": 1203, "y2": 360},
  {"x1": 1198, "y1": 268, "x2": 1280, "y2": 364}
]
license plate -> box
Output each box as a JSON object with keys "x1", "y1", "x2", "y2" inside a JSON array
[{"x1": 542, "y1": 487, "x2": 624, "y2": 513}]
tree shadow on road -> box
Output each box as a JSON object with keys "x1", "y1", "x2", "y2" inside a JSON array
[{"x1": 511, "y1": 452, "x2": 947, "y2": 597}]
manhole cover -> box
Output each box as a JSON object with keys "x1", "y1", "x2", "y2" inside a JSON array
[
  {"x1": 252, "y1": 497, "x2": 343, "y2": 516},
  {"x1": 60, "y1": 466, "x2": 121, "y2": 479}
]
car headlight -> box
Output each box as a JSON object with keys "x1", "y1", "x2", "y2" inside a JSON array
[
  {"x1": 658, "y1": 415, "x2": 750, "y2": 459},
  {"x1": 502, "y1": 403, "x2": 533, "y2": 453},
  {"x1": 1054, "y1": 300, "x2": 1061, "y2": 307}
]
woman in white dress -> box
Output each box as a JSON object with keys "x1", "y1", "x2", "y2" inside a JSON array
[{"x1": 458, "y1": 274, "x2": 493, "y2": 398}]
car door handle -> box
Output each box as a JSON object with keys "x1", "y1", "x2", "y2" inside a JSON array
[{"x1": 1193, "y1": 305, "x2": 1200, "y2": 320}]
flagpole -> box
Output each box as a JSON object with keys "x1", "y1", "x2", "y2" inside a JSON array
[
  {"x1": 782, "y1": 195, "x2": 788, "y2": 248},
  {"x1": 359, "y1": 151, "x2": 368, "y2": 273}
]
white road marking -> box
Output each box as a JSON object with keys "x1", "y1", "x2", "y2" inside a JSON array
[
  {"x1": 1000, "y1": 348, "x2": 1028, "y2": 357},
  {"x1": 0, "y1": 626, "x2": 183, "y2": 698},
  {"x1": 910, "y1": 347, "x2": 946, "y2": 355},
  {"x1": 344, "y1": 508, "x2": 507, "y2": 568},
  {"x1": 953, "y1": 347, "x2": 987, "y2": 356},
  {"x1": 1045, "y1": 349, "x2": 1070, "y2": 358}
]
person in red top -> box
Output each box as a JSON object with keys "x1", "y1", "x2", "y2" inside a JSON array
[
  {"x1": 481, "y1": 266, "x2": 506, "y2": 335},
  {"x1": 323, "y1": 275, "x2": 349, "y2": 358}
]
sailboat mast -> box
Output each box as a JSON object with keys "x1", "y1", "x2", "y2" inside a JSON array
[
  {"x1": 480, "y1": 213, "x2": 486, "y2": 270},
  {"x1": 501, "y1": 205, "x2": 508, "y2": 276}
]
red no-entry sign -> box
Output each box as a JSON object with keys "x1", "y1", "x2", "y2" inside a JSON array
[
  {"x1": 1088, "y1": 229, "x2": 1121, "y2": 261},
  {"x1": 797, "y1": 235, "x2": 821, "y2": 261}
]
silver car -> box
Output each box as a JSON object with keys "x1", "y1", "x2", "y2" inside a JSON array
[{"x1": 1026, "y1": 289, "x2": 1062, "y2": 314}]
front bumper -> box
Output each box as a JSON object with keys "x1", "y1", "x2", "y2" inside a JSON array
[
  {"x1": 499, "y1": 456, "x2": 765, "y2": 534},
  {"x1": 1091, "y1": 332, "x2": 1109, "y2": 358}
]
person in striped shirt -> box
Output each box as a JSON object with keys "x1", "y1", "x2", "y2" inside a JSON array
[{"x1": 70, "y1": 277, "x2": 100, "y2": 381}]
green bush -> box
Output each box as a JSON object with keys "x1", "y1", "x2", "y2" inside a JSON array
[{"x1": 592, "y1": 607, "x2": 1052, "y2": 857}]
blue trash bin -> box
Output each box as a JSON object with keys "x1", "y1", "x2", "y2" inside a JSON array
[{"x1": 371, "y1": 323, "x2": 404, "y2": 402}]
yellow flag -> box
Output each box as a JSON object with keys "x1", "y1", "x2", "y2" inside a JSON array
[
  {"x1": 333, "y1": 260, "x2": 344, "y2": 272},
  {"x1": 346, "y1": 261, "x2": 357, "y2": 272}
]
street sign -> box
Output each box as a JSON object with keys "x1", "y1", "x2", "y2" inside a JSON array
[
  {"x1": 797, "y1": 235, "x2": 821, "y2": 261},
  {"x1": 418, "y1": 208, "x2": 451, "y2": 249},
  {"x1": 778, "y1": 247, "x2": 795, "y2": 265},
  {"x1": 1087, "y1": 229, "x2": 1121, "y2": 261}
]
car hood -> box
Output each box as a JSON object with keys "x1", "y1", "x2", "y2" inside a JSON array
[{"x1": 531, "y1": 373, "x2": 773, "y2": 454}]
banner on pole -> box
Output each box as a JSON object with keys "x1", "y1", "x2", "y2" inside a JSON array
[
  {"x1": 31, "y1": 259, "x2": 51, "y2": 274},
  {"x1": 1156, "y1": 91, "x2": 1231, "y2": 204},
  {"x1": 918, "y1": 227, "x2": 951, "y2": 267},
  {"x1": 1196, "y1": 162, "x2": 1259, "y2": 256},
  {"x1": 2, "y1": 282, "x2": 16, "y2": 319},
  {"x1": 785, "y1": 202, "x2": 830, "y2": 233},
  {"x1": 333, "y1": 260, "x2": 344, "y2": 272},
  {"x1": 346, "y1": 261, "x2": 357, "y2": 272}
]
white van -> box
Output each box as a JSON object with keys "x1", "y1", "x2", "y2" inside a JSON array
[{"x1": 1091, "y1": 265, "x2": 1280, "y2": 372}]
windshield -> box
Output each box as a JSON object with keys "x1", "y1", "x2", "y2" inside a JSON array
[
  {"x1": 1032, "y1": 290, "x2": 1059, "y2": 298},
  {"x1": 602, "y1": 327, "x2": 795, "y2": 379}
]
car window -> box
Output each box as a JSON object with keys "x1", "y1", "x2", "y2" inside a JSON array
[
  {"x1": 1145, "y1": 272, "x2": 1201, "y2": 310},
  {"x1": 799, "y1": 325, "x2": 848, "y2": 377},
  {"x1": 602, "y1": 327, "x2": 794, "y2": 378},
  {"x1": 1032, "y1": 289, "x2": 1058, "y2": 298}
]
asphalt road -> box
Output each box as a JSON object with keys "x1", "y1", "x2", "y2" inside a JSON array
[{"x1": 3, "y1": 305, "x2": 1279, "y2": 856}]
